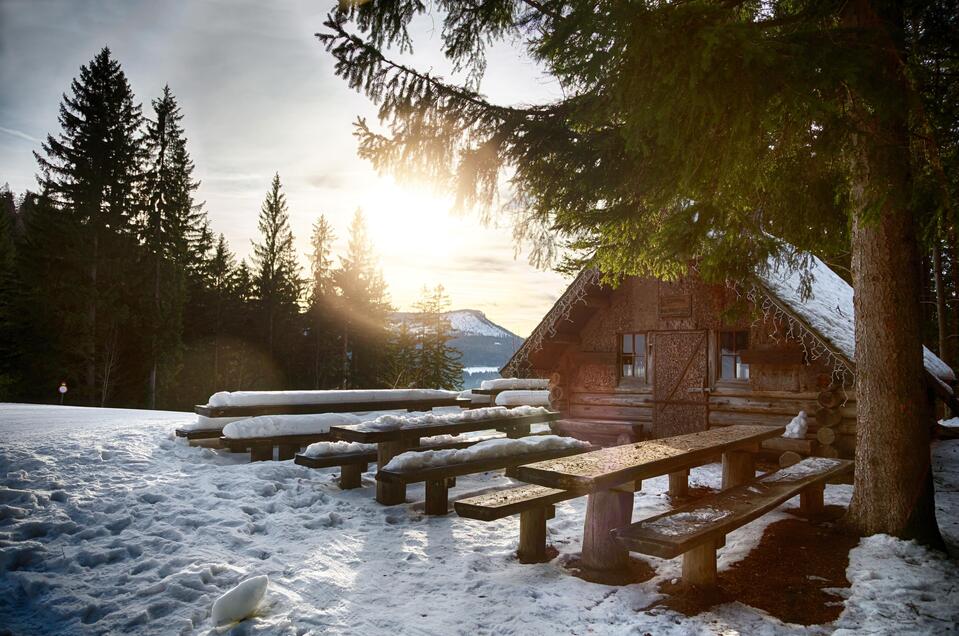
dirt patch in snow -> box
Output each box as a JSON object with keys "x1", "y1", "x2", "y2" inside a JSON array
[
  {"x1": 652, "y1": 510, "x2": 859, "y2": 625},
  {"x1": 565, "y1": 556, "x2": 656, "y2": 586}
]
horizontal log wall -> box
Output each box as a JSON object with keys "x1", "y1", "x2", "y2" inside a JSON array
[{"x1": 566, "y1": 389, "x2": 654, "y2": 429}]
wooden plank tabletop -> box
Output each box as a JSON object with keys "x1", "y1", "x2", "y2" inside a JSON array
[
  {"x1": 194, "y1": 396, "x2": 470, "y2": 418},
  {"x1": 513, "y1": 424, "x2": 785, "y2": 493},
  {"x1": 454, "y1": 484, "x2": 578, "y2": 521},
  {"x1": 330, "y1": 411, "x2": 561, "y2": 443}
]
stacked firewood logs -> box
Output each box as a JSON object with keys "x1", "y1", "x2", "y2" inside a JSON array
[
  {"x1": 547, "y1": 372, "x2": 564, "y2": 411},
  {"x1": 815, "y1": 387, "x2": 842, "y2": 458}
]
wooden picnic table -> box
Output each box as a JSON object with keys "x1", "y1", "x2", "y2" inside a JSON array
[
  {"x1": 513, "y1": 424, "x2": 785, "y2": 571},
  {"x1": 193, "y1": 395, "x2": 470, "y2": 419},
  {"x1": 330, "y1": 410, "x2": 562, "y2": 505}
]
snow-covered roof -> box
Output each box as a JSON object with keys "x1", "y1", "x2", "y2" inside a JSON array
[{"x1": 757, "y1": 254, "x2": 955, "y2": 384}]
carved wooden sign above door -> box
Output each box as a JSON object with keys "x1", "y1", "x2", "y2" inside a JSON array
[{"x1": 659, "y1": 293, "x2": 692, "y2": 318}]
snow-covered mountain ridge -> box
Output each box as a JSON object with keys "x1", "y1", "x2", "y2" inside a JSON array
[{"x1": 390, "y1": 309, "x2": 519, "y2": 339}]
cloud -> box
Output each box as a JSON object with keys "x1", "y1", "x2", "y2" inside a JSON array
[{"x1": 0, "y1": 126, "x2": 39, "y2": 143}]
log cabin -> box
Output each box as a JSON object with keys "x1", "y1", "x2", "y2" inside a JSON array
[{"x1": 501, "y1": 255, "x2": 958, "y2": 463}]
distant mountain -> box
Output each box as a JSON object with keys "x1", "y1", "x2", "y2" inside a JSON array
[{"x1": 389, "y1": 309, "x2": 524, "y2": 388}]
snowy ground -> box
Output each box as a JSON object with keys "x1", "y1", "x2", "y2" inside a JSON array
[{"x1": 1, "y1": 403, "x2": 957, "y2": 635}]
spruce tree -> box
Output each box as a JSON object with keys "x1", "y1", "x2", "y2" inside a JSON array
[
  {"x1": 335, "y1": 209, "x2": 391, "y2": 388},
  {"x1": 307, "y1": 214, "x2": 340, "y2": 388},
  {"x1": 251, "y1": 173, "x2": 301, "y2": 360},
  {"x1": 319, "y1": 1, "x2": 959, "y2": 544},
  {"x1": 34, "y1": 47, "x2": 146, "y2": 405},
  {"x1": 412, "y1": 285, "x2": 462, "y2": 390},
  {"x1": 141, "y1": 85, "x2": 204, "y2": 408}
]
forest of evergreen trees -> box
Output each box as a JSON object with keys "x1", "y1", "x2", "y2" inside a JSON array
[{"x1": 0, "y1": 47, "x2": 462, "y2": 410}]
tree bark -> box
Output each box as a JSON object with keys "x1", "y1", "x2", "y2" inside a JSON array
[{"x1": 844, "y1": 0, "x2": 943, "y2": 548}]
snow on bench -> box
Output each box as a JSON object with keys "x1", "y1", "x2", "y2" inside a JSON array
[
  {"x1": 455, "y1": 483, "x2": 580, "y2": 563},
  {"x1": 473, "y1": 378, "x2": 549, "y2": 395},
  {"x1": 613, "y1": 457, "x2": 853, "y2": 587},
  {"x1": 495, "y1": 390, "x2": 550, "y2": 408},
  {"x1": 193, "y1": 388, "x2": 465, "y2": 418},
  {"x1": 377, "y1": 435, "x2": 593, "y2": 515}
]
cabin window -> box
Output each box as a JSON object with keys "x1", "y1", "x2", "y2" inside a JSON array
[
  {"x1": 719, "y1": 330, "x2": 750, "y2": 381},
  {"x1": 619, "y1": 333, "x2": 648, "y2": 382}
]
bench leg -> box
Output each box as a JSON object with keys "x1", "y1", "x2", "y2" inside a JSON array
[
  {"x1": 424, "y1": 479, "x2": 449, "y2": 516},
  {"x1": 339, "y1": 463, "x2": 365, "y2": 490},
  {"x1": 581, "y1": 489, "x2": 633, "y2": 571},
  {"x1": 376, "y1": 441, "x2": 409, "y2": 505},
  {"x1": 277, "y1": 444, "x2": 298, "y2": 461},
  {"x1": 682, "y1": 539, "x2": 718, "y2": 587},
  {"x1": 799, "y1": 483, "x2": 825, "y2": 518},
  {"x1": 668, "y1": 470, "x2": 689, "y2": 498},
  {"x1": 506, "y1": 423, "x2": 531, "y2": 439},
  {"x1": 250, "y1": 444, "x2": 272, "y2": 462},
  {"x1": 722, "y1": 450, "x2": 756, "y2": 489},
  {"x1": 518, "y1": 507, "x2": 549, "y2": 563}
]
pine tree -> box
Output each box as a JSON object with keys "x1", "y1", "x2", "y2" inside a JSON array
[
  {"x1": 34, "y1": 47, "x2": 146, "y2": 405},
  {"x1": 307, "y1": 214, "x2": 340, "y2": 388},
  {"x1": 141, "y1": 85, "x2": 204, "y2": 408},
  {"x1": 412, "y1": 285, "x2": 462, "y2": 390},
  {"x1": 335, "y1": 208, "x2": 391, "y2": 388},
  {"x1": 320, "y1": 1, "x2": 959, "y2": 544},
  {"x1": 0, "y1": 184, "x2": 19, "y2": 398},
  {"x1": 386, "y1": 320, "x2": 418, "y2": 388},
  {"x1": 251, "y1": 173, "x2": 301, "y2": 360}
]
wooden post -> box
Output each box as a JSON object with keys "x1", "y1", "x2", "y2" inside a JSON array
[
  {"x1": 668, "y1": 470, "x2": 689, "y2": 498},
  {"x1": 507, "y1": 423, "x2": 532, "y2": 439},
  {"x1": 376, "y1": 440, "x2": 408, "y2": 505},
  {"x1": 682, "y1": 539, "x2": 718, "y2": 587},
  {"x1": 250, "y1": 444, "x2": 272, "y2": 462},
  {"x1": 799, "y1": 483, "x2": 825, "y2": 518},
  {"x1": 277, "y1": 443, "x2": 298, "y2": 461},
  {"x1": 424, "y1": 479, "x2": 450, "y2": 515},
  {"x1": 339, "y1": 463, "x2": 365, "y2": 490},
  {"x1": 581, "y1": 489, "x2": 633, "y2": 571},
  {"x1": 722, "y1": 450, "x2": 756, "y2": 489},
  {"x1": 518, "y1": 507, "x2": 549, "y2": 563}
]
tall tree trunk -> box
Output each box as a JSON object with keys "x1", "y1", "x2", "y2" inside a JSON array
[
  {"x1": 87, "y1": 232, "x2": 98, "y2": 406},
  {"x1": 148, "y1": 253, "x2": 160, "y2": 410},
  {"x1": 844, "y1": 0, "x2": 943, "y2": 547}
]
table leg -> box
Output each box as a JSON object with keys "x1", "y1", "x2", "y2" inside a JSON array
[
  {"x1": 277, "y1": 443, "x2": 298, "y2": 461},
  {"x1": 668, "y1": 470, "x2": 689, "y2": 498},
  {"x1": 518, "y1": 507, "x2": 550, "y2": 563},
  {"x1": 424, "y1": 479, "x2": 450, "y2": 516},
  {"x1": 799, "y1": 483, "x2": 825, "y2": 518},
  {"x1": 682, "y1": 539, "x2": 718, "y2": 587},
  {"x1": 250, "y1": 444, "x2": 272, "y2": 462},
  {"x1": 722, "y1": 450, "x2": 756, "y2": 489},
  {"x1": 507, "y1": 423, "x2": 531, "y2": 439},
  {"x1": 339, "y1": 463, "x2": 365, "y2": 489},
  {"x1": 581, "y1": 489, "x2": 633, "y2": 571},
  {"x1": 376, "y1": 440, "x2": 408, "y2": 505}
]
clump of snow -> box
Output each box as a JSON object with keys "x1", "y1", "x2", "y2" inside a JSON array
[
  {"x1": 940, "y1": 417, "x2": 959, "y2": 429},
  {"x1": 302, "y1": 440, "x2": 376, "y2": 457},
  {"x1": 764, "y1": 457, "x2": 844, "y2": 482},
  {"x1": 758, "y1": 253, "x2": 955, "y2": 384},
  {"x1": 206, "y1": 388, "x2": 458, "y2": 408},
  {"x1": 382, "y1": 435, "x2": 589, "y2": 472},
  {"x1": 211, "y1": 574, "x2": 268, "y2": 627},
  {"x1": 480, "y1": 378, "x2": 548, "y2": 391},
  {"x1": 783, "y1": 410, "x2": 808, "y2": 439},
  {"x1": 495, "y1": 390, "x2": 550, "y2": 407},
  {"x1": 222, "y1": 412, "x2": 406, "y2": 439},
  {"x1": 179, "y1": 414, "x2": 245, "y2": 432}
]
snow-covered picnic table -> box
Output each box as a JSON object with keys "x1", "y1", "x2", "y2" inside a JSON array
[
  {"x1": 329, "y1": 406, "x2": 562, "y2": 505},
  {"x1": 512, "y1": 424, "x2": 785, "y2": 571}
]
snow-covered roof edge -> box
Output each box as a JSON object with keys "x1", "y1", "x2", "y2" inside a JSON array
[{"x1": 757, "y1": 253, "x2": 955, "y2": 385}]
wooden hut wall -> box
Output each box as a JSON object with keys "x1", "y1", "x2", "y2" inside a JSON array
[{"x1": 535, "y1": 274, "x2": 856, "y2": 457}]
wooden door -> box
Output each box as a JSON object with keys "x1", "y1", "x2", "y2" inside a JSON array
[{"x1": 652, "y1": 330, "x2": 709, "y2": 438}]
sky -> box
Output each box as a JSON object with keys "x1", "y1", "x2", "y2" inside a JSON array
[{"x1": 0, "y1": 0, "x2": 571, "y2": 337}]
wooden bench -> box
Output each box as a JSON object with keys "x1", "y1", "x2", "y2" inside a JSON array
[
  {"x1": 613, "y1": 457, "x2": 853, "y2": 587},
  {"x1": 376, "y1": 443, "x2": 594, "y2": 515},
  {"x1": 455, "y1": 484, "x2": 579, "y2": 563},
  {"x1": 293, "y1": 438, "x2": 493, "y2": 489},
  {"x1": 221, "y1": 433, "x2": 333, "y2": 462}
]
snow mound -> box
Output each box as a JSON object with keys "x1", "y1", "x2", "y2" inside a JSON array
[
  {"x1": 206, "y1": 388, "x2": 458, "y2": 408},
  {"x1": 480, "y1": 378, "x2": 548, "y2": 391},
  {"x1": 495, "y1": 390, "x2": 550, "y2": 407},
  {"x1": 759, "y1": 253, "x2": 955, "y2": 384},
  {"x1": 783, "y1": 411, "x2": 808, "y2": 439},
  {"x1": 359, "y1": 406, "x2": 550, "y2": 432},
  {"x1": 211, "y1": 574, "x2": 268, "y2": 627},
  {"x1": 179, "y1": 414, "x2": 245, "y2": 432},
  {"x1": 221, "y1": 411, "x2": 407, "y2": 439},
  {"x1": 383, "y1": 435, "x2": 589, "y2": 472}
]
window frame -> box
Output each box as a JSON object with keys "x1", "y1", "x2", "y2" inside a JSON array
[
  {"x1": 618, "y1": 332, "x2": 649, "y2": 384},
  {"x1": 717, "y1": 329, "x2": 750, "y2": 383}
]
